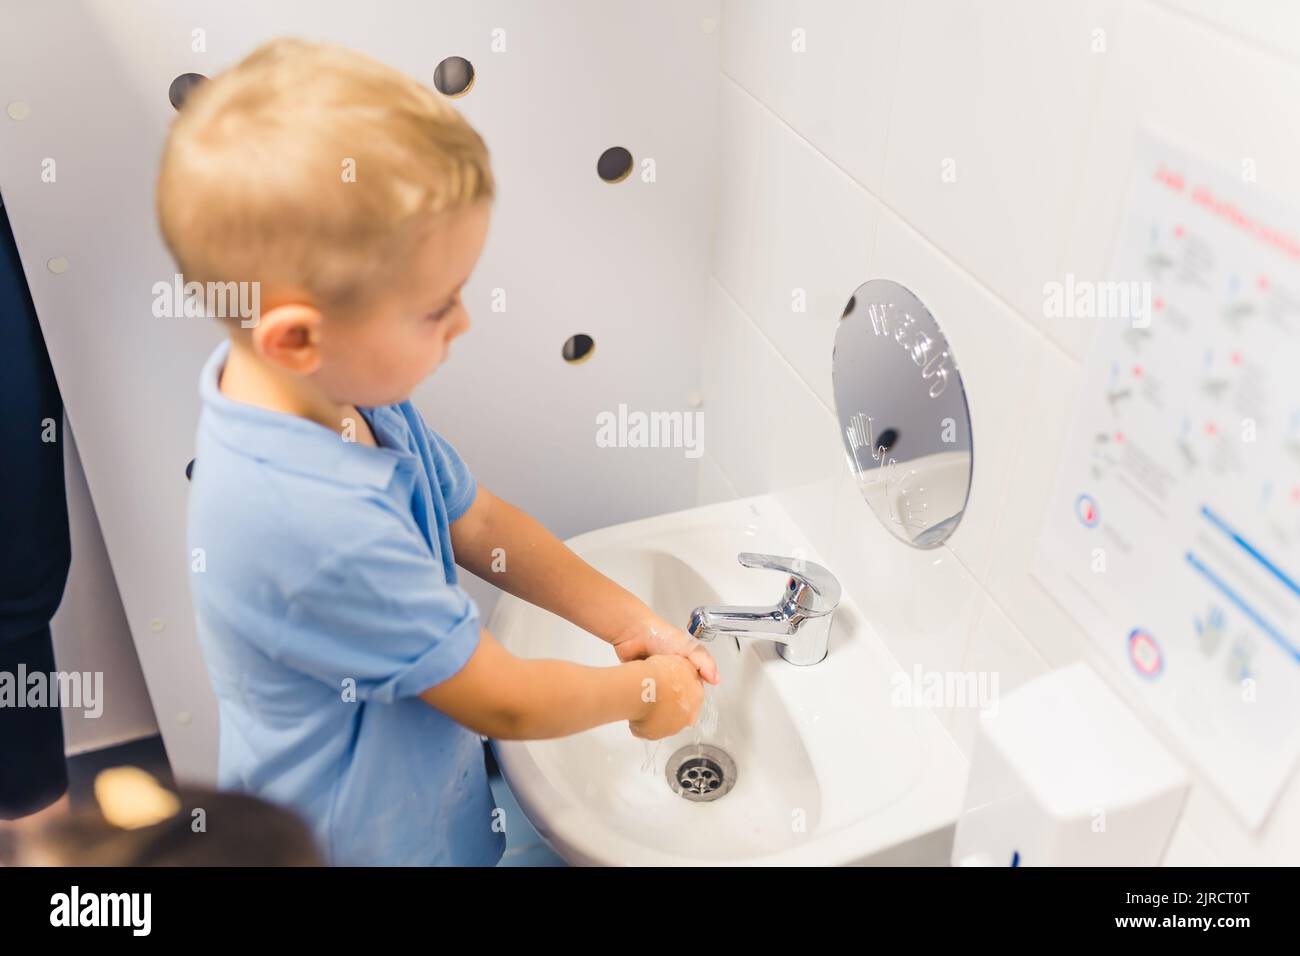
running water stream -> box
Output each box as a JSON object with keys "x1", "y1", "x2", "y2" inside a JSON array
[{"x1": 641, "y1": 678, "x2": 719, "y2": 775}]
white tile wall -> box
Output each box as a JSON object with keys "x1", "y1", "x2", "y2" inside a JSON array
[
  {"x1": 712, "y1": 77, "x2": 878, "y2": 412},
  {"x1": 706, "y1": 0, "x2": 1300, "y2": 864},
  {"x1": 868, "y1": 209, "x2": 1039, "y2": 582},
  {"x1": 720, "y1": 0, "x2": 905, "y2": 194},
  {"x1": 880, "y1": 0, "x2": 1125, "y2": 331},
  {"x1": 1161, "y1": 0, "x2": 1300, "y2": 65}
]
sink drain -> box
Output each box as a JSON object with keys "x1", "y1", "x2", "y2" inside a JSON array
[{"x1": 666, "y1": 744, "x2": 736, "y2": 802}]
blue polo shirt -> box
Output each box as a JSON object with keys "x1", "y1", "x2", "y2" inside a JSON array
[{"x1": 188, "y1": 340, "x2": 504, "y2": 867}]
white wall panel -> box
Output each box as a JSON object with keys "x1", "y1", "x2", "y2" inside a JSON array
[{"x1": 51, "y1": 423, "x2": 158, "y2": 756}]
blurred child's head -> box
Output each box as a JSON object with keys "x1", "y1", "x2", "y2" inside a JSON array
[
  {"x1": 156, "y1": 38, "x2": 494, "y2": 406},
  {"x1": 2, "y1": 767, "x2": 323, "y2": 866}
]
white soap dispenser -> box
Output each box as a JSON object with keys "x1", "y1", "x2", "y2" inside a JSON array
[{"x1": 951, "y1": 662, "x2": 1189, "y2": 866}]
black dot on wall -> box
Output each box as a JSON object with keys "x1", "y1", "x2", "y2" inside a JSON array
[
  {"x1": 597, "y1": 147, "x2": 633, "y2": 184},
  {"x1": 185, "y1": 458, "x2": 195, "y2": 481},
  {"x1": 433, "y1": 56, "x2": 475, "y2": 97},
  {"x1": 562, "y1": 334, "x2": 595, "y2": 364},
  {"x1": 876, "y1": 428, "x2": 899, "y2": 453},
  {"x1": 168, "y1": 73, "x2": 208, "y2": 111}
]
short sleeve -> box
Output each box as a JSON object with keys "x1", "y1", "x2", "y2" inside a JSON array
[
  {"x1": 276, "y1": 525, "x2": 482, "y2": 702},
  {"x1": 423, "y1": 422, "x2": 478, "y2": 522}
]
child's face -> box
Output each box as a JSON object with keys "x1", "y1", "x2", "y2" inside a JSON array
[{"x1": 314, "y1": 201, "x2": 492, "y2": 407}]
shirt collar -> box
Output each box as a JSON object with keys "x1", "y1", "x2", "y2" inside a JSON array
[{"x1": 197, "y1": 339, "x2": 413, "y2": 490}]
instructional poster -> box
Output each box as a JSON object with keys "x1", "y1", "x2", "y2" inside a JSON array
[{"x1": 1035, "y1": 134, "x2": 1300, "y2": 828}]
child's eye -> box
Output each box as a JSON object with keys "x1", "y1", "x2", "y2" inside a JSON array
[{"x1": 426, "y1": 302, "x2": 454, "y2": 321}]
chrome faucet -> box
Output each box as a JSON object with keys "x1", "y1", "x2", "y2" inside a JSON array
[{"x1": 687, "y1": 552, "x2": 842, "y2": 666}]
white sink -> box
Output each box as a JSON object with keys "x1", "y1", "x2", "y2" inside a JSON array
[{"x1": 488, "y1": 495, "x2": 968, "y2": 865}]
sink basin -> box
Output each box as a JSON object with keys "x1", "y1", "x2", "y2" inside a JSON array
[{"x1": 488, "y1": 495, "x2": 968, "y2": 865}]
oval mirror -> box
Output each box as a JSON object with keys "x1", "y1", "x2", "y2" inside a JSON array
[{"x1": 832, "y1": 279, "x2": 973, "y2": 548}]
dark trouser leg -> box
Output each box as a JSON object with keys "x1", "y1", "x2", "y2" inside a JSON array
[
  {"x1": 0, "y1": 627, "x2": 69, "y2": 819},
  {"x1": 0, "y1": 199, "x2": 72, "y2": 820}
]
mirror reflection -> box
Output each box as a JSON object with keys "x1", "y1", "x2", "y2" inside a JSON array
[{"x1": 832, "y1": 279, "x2": 974, "y2": 549}]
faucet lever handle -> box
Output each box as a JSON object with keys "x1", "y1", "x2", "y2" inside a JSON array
[{"x1": 737, "y1": 552, "x2": 842, "y2": 614}]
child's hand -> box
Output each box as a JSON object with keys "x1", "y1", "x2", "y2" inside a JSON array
[
  {"x1": 629, "y1": 655, "x2": 705, "y2": 740},
  {"x1": 613, "y1": 615, "x2": 721, "y2": 685}
]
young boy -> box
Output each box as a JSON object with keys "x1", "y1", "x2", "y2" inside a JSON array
[{"x1": 156, "y1": 38, "x2": 715, "y2": 866}]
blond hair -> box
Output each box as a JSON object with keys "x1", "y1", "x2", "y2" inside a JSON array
[{"x1": 156, "y1": 38, "x2": 494, "y2": 316}]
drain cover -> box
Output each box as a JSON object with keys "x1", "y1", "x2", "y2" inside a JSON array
[{"x1": 666, "y1": 744, "x2": 736, "y2": 802}]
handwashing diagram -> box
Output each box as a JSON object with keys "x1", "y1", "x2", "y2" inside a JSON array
[{"x1": 1035, "y1": 134, "x2": 1300, "y2": 829}]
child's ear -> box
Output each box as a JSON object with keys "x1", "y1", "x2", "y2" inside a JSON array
[{"x1": 251, "y1": 302, "x2": 324, "y2": 375}]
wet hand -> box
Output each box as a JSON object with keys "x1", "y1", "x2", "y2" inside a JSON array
[
  {"x1": 629, "y1": 655, "x2": 705, "y2": 739},
  {"x1": 612, "y1": 614, "x2": 720, "y2": 685}
]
